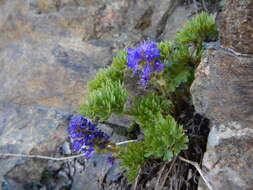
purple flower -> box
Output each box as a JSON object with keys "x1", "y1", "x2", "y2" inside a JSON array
[
  {"x1": 127, "y1": 47, "x2": 142, "y2": 73},
  {"x1": 140, "y1": 63, "x2": 152, "y2": 87},
  {"x1": 127, "y1": 42, "x2": 164, "y2": 86},
  {"x1": 107, "y1": 156, "x2": 116, "y2": 166},
  {"x1": 68, "y1": 116, "x2": 110, "y2": 159},
  {"x1": 140, "y1": 42, "x2": 160, "y2": 62},
  {"x1": 82, "y1": 147, "x2": 95, "y2": 159},
  {"x1": 154, "y1": 60, "x2": 164, "y2": 72}
]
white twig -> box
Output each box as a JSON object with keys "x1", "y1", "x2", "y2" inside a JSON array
[
  {"x1": 0, "y1": 153, "x2": 84, "y2": 161},
  {"x1": 133, "y1": 167, "x2": 141, "y2": 190},
  {"x1": 115, "y1": 139, "x2": 138, "y2": 146},
  {"x1": 0, "y1": 140, "x2": 137, "y2": 161},
  {"x1": 179, "y1": 156, "x2": 214, "y2": 190}
]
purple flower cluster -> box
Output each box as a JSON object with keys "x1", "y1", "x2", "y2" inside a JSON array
[
  {"x1": 68, "y1": 116, "x2": 110, "y2": 158},
  {"x1": 107, "y1": 156, "x2": 116, "y2": 166},
  {"x1": 127, "y1": 42, "x2": 164, "y2": 86}
]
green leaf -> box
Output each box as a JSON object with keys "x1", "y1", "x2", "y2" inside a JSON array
[
  {"x1": 79, "y1": 80, "x2": 128, "y2": 121},
  {"x1": 118, "y1": 142, "x2": 147, "y2": 183},
  {"x1": 143, "y1": 114, "x2": 188, "y2": 162},
  {"x1": 163, "y1": 151, "x2": 173, "y2": 162}
]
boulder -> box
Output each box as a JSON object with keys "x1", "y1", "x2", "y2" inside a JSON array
[
  {"x1": 0, "y1": 0, "x2": 194, "y2": 189},
  {"x1": 192, "y1": 1, "x2": 253, "y2": 187},
  {"x1": 192, "y1": 47, "x2": 253, "y2": 190},
  {"x1": 0, "y1": 0, "x2": 113, "y2": 187},
  {"x1": 192, "y1": 1, "x2": 253, "y2": 189},
  {"x1": 219, "y1": 0, "x2": 253, "y2": 54},
  {"x1": 0, "y1": 103, "x2": 71, "y2": 182}
]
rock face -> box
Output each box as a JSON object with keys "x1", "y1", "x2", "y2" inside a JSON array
[
  {"x1": 191, "y1": 0, "x2": 253, "y2": 189},
  {"x1": 219, "y1": 0, "x2": 253, "y2": 54},
  {"x1": 0, "y1": 0, "x2": 194, "y2": 189},
  {"x1": 0, "y1": 103, "x2": 71, "y2": 182}
]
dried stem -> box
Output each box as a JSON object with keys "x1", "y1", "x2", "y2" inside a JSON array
[
  {"x1": 160, "y1": 156, "x2": 177, "y2": 190},
  {"x1": 0, "y1": 140, "x2": 138, "y2": 161},
  {"x1": 179, "y1": 156, "x2": 213, "y2": 190},
  {"x1": 155, "y1": 162, "x2": 167, "y2": 190},
  {"x1": 116, "y1": 139, "x2": 138, "y2": 146},
  {"x1": 0, "y1": 153, "x2": 84, "y2": 161},
  {"x1": 133, "y1": 167, "x2": 142, "y2": 190}
]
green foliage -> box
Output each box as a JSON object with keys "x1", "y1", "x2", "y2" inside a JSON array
[
  {"x1": 111, "y1": 50, "x2": 127, "y2": 71},
  {"x1": 118, "y1": 114, "x2": 188, "y2": 183},
  {"x1": 129, "y1": 93, "x2": 173, "y2": 126},
  {"x1": 162, "y1": 62, "x2": 193, "y2": 93},
  {"x1": 79, "y1": 80, "x2": 128, "y2": 121},
  {"x1": 158, "y1": 13, "x2": 217, "y2": 95},
  {"x1": 80, "y1": 50, "x2": 127, "y2": 120},
  {"x1": 77, "y1": 12, "x2": 218, "y2": 184},
  {"x1": 175, "y1": 12, "x2": 217, "y2": 45},
  {"x1": 144, "y1": 114, "x2": 188, "y2": 161},
  {"x1": 87, "y1": 68, "x2": 123, "y2": 90},
  {"x1": 87, "y1": 50, "x2": 127, "y2": 90},
  {"x1": 118, "y1": 142, "x2": 146, "y2": 183},
  {"x1": 158, "y1": 41, "x2": 173, "y2": 60},
  {"x1": 157, "y1": 42, "x2": 193, "y2": 93}
]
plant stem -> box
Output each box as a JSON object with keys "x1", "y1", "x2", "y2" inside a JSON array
[
  {"x1": 0, "y1": 153, "x2": 84, "y2": 161},
  {"x1": 0, "y1": 140, "x2": 138, "y2": 161},
  {"x1": 179, "y1": 156, "x2": 214, "y2": 190}
]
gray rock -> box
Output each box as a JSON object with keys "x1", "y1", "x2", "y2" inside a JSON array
[
  {"x1": 160, "y1": 4, "x2": 194, "y2": 41},
  {"x1": 0, "y1": 103, "x2": 71, "y2": 182},
  {"x1": 0, "y1": 0, "x2": 195, "y2": 189},
  {"x1": 1, "y1": 178, "x2": 25, "y2": 190},
  {"x1": 0, "y1": 0, "x2": 112, "y2": 185},
  {"x1": 72, "y1": 151, "x2": 128, "y2": 190},
  {"x1": 62, "y1": 142, "x2": 71, "y2": 155}
]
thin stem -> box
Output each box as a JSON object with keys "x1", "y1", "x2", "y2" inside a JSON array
[
  {"x1": 116, "y1": 139, "x2": 138, "y2": 146},
  {"x1": 0, "y1": 140, "x2": 138, "y2": 161},
  {"x1": 160, "y1": 156, "x2": 177, "y2": 190},
  {"x1": 133, "y1": 167, "x2": 141, "y2": 190},
  {"x1": 179, "y1": 156, "x2": 214, "y2": 190},
  {"x1": 155, "y1": 162, "x2": 167, "y2": 190},
  {"x1": 0, "y1": 153, "x2": 84, "y2": 161}
]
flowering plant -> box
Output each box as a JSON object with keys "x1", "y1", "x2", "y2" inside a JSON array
[
  {"x1": 70, "y1": 12, "x2": 217, "y2": 183},
  {"x1": 68, "y1": 116, "x2": 110, "y2": 159},
  {"x1": 127, "y1": 42, "x2": 164, "y2": 86}
]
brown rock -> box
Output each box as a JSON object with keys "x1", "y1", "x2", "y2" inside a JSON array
[
  {"x1": 219, "y1": 0, "x2": 253, "y2": 54},
  {"x1": 192, "y1": 1, "x2": 253, "y2": 188},
  {"x1": 0, "y1": 0, "x2": 195, "y2": 189},
  {"x1": 191, "y1": 47, "x2": 253, "y2": 190},
  {"x1": 0, "y1": 0, "x2": 112, "y2": 185},
  {"x1": 192, "y1": 48, "x2": 253, "y2": 124}
]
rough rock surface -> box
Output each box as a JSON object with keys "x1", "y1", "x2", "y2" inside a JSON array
[
  {"x1": 191, "y1": 0, "x2": 253, "y2": 189},
  {"x1": 0, "y1": 103, "x2": 71, "y2": 182},
  {"x1": 192, "y1": 47, "x2": 253, "y2": 190},
  {"x1": 0, "y1": 0, "x2": 194, "y2": 189},
  {"x1": 219, "y1": 0, "x2": 253, "y2": 54}
]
